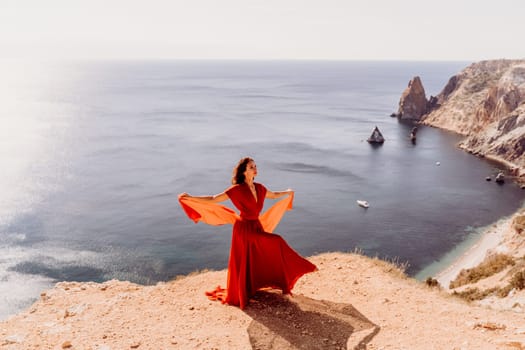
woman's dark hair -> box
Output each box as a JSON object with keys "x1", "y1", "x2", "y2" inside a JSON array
[{"x1": 232, "y1": 157, "x2": 254, "y2": 185}]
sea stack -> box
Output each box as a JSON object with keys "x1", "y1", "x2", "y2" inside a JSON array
[
  {"x1": 367, "y1": 126, "x2": 385, "y2": 144},
  {"x1": 397, "y1": 76, "x2": 428, "y2": 120}
]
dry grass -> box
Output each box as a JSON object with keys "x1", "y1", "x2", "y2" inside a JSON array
[
  {"x1": 512, "y1": 212, "x2": 525, "y2": 233},
  {"x1": 425, "y1": 277, "x2": 440, "y2": 288},
  {"x1": 452, "y1": 287, "x2": 500, "y2": 301},
  {"x1": 368, "y1": 255, "x2": 409, "y2": 278},
  {"x1": 351, "y1": 248, "x2": 408, "y2": 278},
  {"x1": 510, "y1": 269, "x2": 525, "y2": 290},
  {"x1": 452, "y1": 268, "x2": 525, "y2": 302},
  {"x1": 449, "y1": 253, "x2": 515, "y2": 289}
]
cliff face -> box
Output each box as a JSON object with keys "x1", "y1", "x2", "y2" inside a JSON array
[{"x1": 421, "y1": 59, "x2": 525, "y2": 174}]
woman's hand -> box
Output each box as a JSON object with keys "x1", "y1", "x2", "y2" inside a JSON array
[
  {"x1": 178, "y1": 192, "x2": 190, "y2": 199},
  {"x1": 179, "y1": 191, "x2": 228, "y2": 203},
  {"x1": 266, "y1": 188, "x2": 294, "y2": 199}
]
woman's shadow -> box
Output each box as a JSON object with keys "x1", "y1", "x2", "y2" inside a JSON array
[{"x1": 244, "y1": 290, "x2": 379, "y2": 350}]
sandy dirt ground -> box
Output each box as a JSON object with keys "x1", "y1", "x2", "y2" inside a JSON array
[{"x1": 1, "y1": 252, "x2": 525, "y2": 350}]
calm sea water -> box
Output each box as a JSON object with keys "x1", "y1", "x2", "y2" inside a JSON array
[{"x1": 1, "y1": 60, "x2": 524, "y2": 319}]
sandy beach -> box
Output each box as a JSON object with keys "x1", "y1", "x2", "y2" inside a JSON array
[{"x1": 435, "y1": 216, "x2": 513, "y2": 289}]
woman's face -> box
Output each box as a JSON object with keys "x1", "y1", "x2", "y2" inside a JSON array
[{"x1": 244, "y1": 161, "x2": 258, "y2": 179}]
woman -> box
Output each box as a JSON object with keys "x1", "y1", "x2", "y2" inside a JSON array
[{"x1": 178, "y1": 157, "x2": 317, "y2": 309}]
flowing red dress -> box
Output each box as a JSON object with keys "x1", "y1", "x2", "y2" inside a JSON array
[{"x1": 179, "y1": 183, "x2": 317, "y2": 309}]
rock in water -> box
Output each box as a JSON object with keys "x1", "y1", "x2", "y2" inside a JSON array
[
  {"x1": 367, "y1": 126, "x2": 385, "y2": 144},
  {"x1": 397, "y1": 76, "x2": 428, "y2": 120}
]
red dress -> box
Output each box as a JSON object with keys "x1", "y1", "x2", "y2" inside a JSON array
[{"x1": 179, "y1": 183, "x2": 317, "y2": 309}]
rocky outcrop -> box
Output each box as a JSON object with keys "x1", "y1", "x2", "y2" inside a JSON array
[
  {"x1": 420, "y1": 59, "x2": 525, "y2": 176},
  {"x1": 397, "y1": 76, "x2": 428, "y2": 120},
  {"x1": 367, "y1": 126, "x2": 385, "y2": 143}
]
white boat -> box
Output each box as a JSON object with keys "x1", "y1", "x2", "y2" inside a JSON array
[{"x1": 357, "y1": 200, "x2": 369, "y2": 208}]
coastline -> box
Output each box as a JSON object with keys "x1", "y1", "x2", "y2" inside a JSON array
[
  {"x1": 431, "y1": 134, "x2": 525, "y2": 288},
  {"x1": 434, "y1": 214, "x2": 514, "y2": 289},
  {"x1": 459, "y1": 143, "x2": 524, "y2": 180}
]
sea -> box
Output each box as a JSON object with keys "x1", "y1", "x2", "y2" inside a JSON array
[{"x1": 1, "y1": 60, "x2": 524, "y2": 320}]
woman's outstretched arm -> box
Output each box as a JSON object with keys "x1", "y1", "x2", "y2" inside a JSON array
[
  {"x1": 178, "y1": 191, "x2": 229, "y2": 203},
  {"x1": 266, "y1": 188, "x2": 294, "y2": 199}
]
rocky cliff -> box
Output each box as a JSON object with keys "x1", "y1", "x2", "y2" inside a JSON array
[
  {"x1": 2, "y1": 253, "x2": 525, "y2": 349},
  {"x1": 396, "y1": 76, "x2": 429, "y2": 120},
  {"x1": 420, "y1": 59, "x2": 525, "y2": 176}
]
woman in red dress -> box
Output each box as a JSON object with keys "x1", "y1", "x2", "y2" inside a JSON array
[{"x1": 178, "y1": 157, "x2": 317, "y2": 309}]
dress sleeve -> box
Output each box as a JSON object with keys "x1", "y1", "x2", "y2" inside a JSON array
[
  {"x1": 178, "y1": 196, "x2": 240, "y2": 226},
  {"x1": 225, "y1": 185, "x2": 238, "y2": 199}
]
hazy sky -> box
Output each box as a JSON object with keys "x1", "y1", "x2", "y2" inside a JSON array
[{"x1": 1, "y1": 0, "x2": 523, "y2": 61}]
